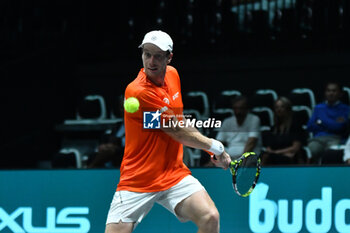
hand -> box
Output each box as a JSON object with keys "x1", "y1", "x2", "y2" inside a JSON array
[
  {"x1": 316, "y1": 119, "x2": 322, "y2": 125},
  {"x1": 211, "y1": 151, "x2": 231, "y2": 170},
  {"x1": 265, "y1": 147, "x2": 274, "y2": 153}
]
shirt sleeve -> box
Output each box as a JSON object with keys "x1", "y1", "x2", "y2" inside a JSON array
[
  {"x1": 137, "y1": 89, "x2": 170, "y2": 111},
  {"x1": 139, "y1": 88, "x2": 185, "y2": 126}
]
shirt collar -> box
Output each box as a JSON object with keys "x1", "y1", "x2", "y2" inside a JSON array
[{"x1": 326, "y1": 100, "x2": 341, "y2": 106}]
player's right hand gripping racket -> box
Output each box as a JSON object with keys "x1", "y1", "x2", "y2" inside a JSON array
[{"x1": 230, "y1": 152, "x2": 261, "y2": 197}]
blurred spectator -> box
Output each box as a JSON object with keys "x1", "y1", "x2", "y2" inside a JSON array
[
  {"x1": 262, "y1": 97, "x2": 307, "y2": 165},
  {"x1": 216, "y1": 96, "x2": 262, "y2": 160},
  {"x1": 322, "y1": 136, "x2": 350, "y2": 165},
  {"x1": 87, "y1": 121, "x2": 125, "y2": 168},
  {"x1": 88, "y1": 96, "x2": 125, "y2": 168},
  {"x1": 307, "y1": 82, "x2": 350, "y2": 164},
  {"x1": 343, "y1": 137, "x2": 350, "y2": 165}
]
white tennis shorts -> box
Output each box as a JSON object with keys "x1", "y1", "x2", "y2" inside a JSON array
[{"x1": 106, "y1": 175, "x2": 205, "y2": 229}]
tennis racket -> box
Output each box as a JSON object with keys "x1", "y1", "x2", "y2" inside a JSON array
[{"x1": 230, "y1": 152, "x2": 261, "y2": 197}]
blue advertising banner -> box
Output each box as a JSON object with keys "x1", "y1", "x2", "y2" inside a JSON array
[{"x1": 0, "y1": 167, "x2": 350, "y2": 233}]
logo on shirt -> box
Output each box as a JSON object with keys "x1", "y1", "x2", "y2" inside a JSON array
[
  {"x1": 163, "y1": 98, "x2": 170, "y2": 104},
  {"x1": 173, "y1": 92, "x2": 179, "y2": 101},
  {"x1": 143, "y1": 110, "x2": 161, "y2": 129}
]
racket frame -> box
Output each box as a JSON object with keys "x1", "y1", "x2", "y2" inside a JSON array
[{"x1": 230, "y1": 151, "x2": 261, "y2": 197}]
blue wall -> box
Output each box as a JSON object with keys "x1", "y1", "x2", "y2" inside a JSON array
[{"x1": 1, "y1": 167, "x2": 350, "y2": 233}]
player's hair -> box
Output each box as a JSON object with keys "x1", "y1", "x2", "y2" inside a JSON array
[{"x1": 141, "y1": 48, "x2": 171, "y2": 58}]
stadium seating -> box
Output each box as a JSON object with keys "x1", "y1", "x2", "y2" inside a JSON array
[
  {"x1": 303, "y1": 146, "x2": 313, "y2": 160},
  {"x1": 52, "y1": 148, "x2": 83, "y2": 168},
  {"x1": 251, "y1": 89, "x2": 278, "y2": 109},
  {"x1": 64, "y1": 94, "x2": 119, "y2": 125},
  {"x1": 183, "y1": 91, "x2": 210, "y2": 120},
  {"x1": 183, "y1": 146, "x2": 201, "y2": 167},
  {"x1": 76, "y1": 95, "x2": 107, "y2": 120},
  {"x1": 292, "y1": 105, "x2": 312, "y2": 129},
  {"x1": 109, "y1": 95, "x2": 124, "y2": 119},
  {"x1": 213, "y1": 90, "x2": 241, "y2": 110},
  {"x1": 251, "y1": 107, "x2": 274, "y2": 131},
  {"x1": 289, "y1": 88, "x2": 316, "y2": 109},
  {"x1": 292, "y1": 105, "x2": 313, "y2": 146},
  {"x1": 211, "y1": 90, "x2": 241, "y2": 121},
  {"x1": 182, "y1": 109, "x2": 203, "y2": 133},
  {"x1": 56, "y1": 94, "x2": 119, "y2": 168},
  {"x1": 342, "y1": 86, "x2": 350, "y2": 105}
]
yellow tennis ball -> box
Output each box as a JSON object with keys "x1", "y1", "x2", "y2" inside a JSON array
[{"x1": 124, "y1": 97, "x2": 140, "y2": 113}]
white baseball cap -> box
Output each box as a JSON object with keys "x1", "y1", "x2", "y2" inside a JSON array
[{"x1": 139, "y1": 30, "x2": 173, "y2": 52}]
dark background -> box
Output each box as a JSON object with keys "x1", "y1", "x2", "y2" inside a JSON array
[{"x1": 1, "y1": 0, "x2": 349, "y2": 168}]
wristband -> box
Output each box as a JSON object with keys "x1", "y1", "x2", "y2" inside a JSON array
[{"x1": 208, "y1": 139, "x2": 224, "y2": 156}]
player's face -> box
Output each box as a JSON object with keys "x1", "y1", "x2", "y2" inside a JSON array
[
  {"x1": 142, "y1": 44, "x2": 172, "y2": 85},
  {"x1": 325, "y1": 83, "x2": 341, "y2": 104}
]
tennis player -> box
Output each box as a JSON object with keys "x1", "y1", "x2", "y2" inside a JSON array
[{"x1": 105, "y1": 30, "x2": 231, "y2": 233}]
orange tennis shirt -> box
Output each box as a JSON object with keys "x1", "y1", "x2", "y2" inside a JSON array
[{"x1": 116, "y1": 66, "x2": 191, "y2": 192}]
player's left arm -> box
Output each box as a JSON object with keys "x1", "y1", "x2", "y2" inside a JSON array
[
  {"x1": 162, "y1": 115, "x2": 212, "y2": 151},
  {"x1": 161, "y1": 115, "x2": 231, "y2": 169}
]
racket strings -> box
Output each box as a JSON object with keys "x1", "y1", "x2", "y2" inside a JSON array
[{"x1": 235, "y1": 155, "x2": 259, "y2": 195}]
